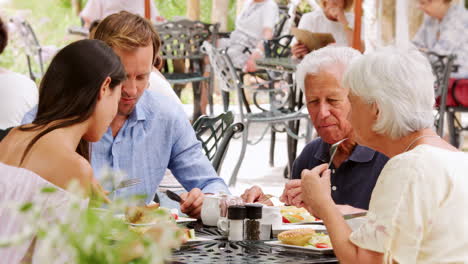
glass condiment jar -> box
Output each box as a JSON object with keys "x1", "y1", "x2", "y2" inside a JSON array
[{"x1": 245, "y1": 203, "x2": 263, "y2": 241}]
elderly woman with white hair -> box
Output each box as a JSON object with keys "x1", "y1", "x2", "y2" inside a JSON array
[{"x1": 301, "y1": 46, "x2": 468, "y2": 263}]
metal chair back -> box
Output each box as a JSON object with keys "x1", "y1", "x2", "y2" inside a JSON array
[
  {"x1": 156, "y1": 19, "x2": 219, "y2": 61},
  {"x1": 9, "y1": 18, "x2": 44, "y2": 81},
  {"x1": 193, "y1": 111, "x2": 244, "y2": 173},
  {"x1": 273, "y1": 8, "x2": 290, "y2": 38},
  {"x1": 203, "y1": 41, "x2": 311, "y2": 185},
  {"x1": 264, "y1": 35, "x2": 294, "y2": 59},
  {"x1": 425, "y1": 51, "x2": 456, "y2": 137}
]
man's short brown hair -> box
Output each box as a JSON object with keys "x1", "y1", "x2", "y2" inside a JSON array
[{"x1": 91, "y1": 11, "x2": 161, "y2": 65}]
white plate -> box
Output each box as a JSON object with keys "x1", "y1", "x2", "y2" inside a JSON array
[
  {"x1": 186, "y1": 236, "x2": 212, "y2": 243},
  {"x1": 272, "y1": 224, "x2": 326, "y2": 237},
  {"x1": 284, "y1": 219, "x2": 323, "y2": 225},
  {"x1": 176, "y1": 217, "x2": 198, "y2": 224},
  {"x1": 115, "y1": 214, "x2": 197, "y2": 226},
  {"x1": 265, "y1": 240, "x2": 334, "y2": 254}
]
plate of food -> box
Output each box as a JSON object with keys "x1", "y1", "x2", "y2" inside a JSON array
[
  {"x1": 280, "y1": 206, "x2": 323, "y2": 224},
  {"x1": 265, "y1": 228, "x2": 333, "y2": 254},
  {"x1": 120, "y1": 204, "x2": 197, "y2": 227}
]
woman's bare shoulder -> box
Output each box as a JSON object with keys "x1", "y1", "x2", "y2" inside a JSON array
[
  {"x1": 24, "y1": 147, "x2": 94, "y2": 192},
  {"x1": 51, "y1": 152, "x2": 94, "y2": 190}
]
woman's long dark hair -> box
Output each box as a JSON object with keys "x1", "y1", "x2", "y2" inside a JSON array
[{"x1": 18, "y1": 39, "x2": 126, "y2": 164}]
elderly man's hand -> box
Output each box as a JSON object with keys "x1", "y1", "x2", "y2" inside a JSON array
[
  {"x1": 241, "y1": 185, "x2": 274, "y2": 206},
  {"x1": 280, "y1": 179, "x2": 304, "y2": 207},
  {"x1": 301, "y1": 164, "x2": 334, "y2": 219},
  {"x1": 180, "y1": 188, "x2": 204, "y2": 219},
  {"x1": 291, "y1": 42, "x2": 310, "y2": 59}
]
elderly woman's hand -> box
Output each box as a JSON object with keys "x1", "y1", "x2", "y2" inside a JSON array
[
  {"x1": 301, "y1": 164, "x2": 334, "y2": 219},
  {"x1": 280, "y1": 179, "x2": 304, "y2": 207}
]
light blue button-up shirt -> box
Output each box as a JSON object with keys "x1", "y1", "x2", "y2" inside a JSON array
[{"x1": 22, "y1": 90, "x2": 230, "y2": 203}]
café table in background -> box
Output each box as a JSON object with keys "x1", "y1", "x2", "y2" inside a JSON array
[{"x1": 255, "y1": 57, "x2": 305, "y2": 179}]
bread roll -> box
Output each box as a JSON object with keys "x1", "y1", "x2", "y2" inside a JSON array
[{"x1": 278, "y1": 228, "x2": 316, "y2": 246}]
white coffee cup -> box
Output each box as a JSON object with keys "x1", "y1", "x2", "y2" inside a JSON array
[{"x1": 201, "y1": 195, "x2": 221, "y2": 226}]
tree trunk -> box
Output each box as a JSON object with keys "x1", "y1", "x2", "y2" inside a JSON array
[
  {"x1": 71, "y1": 0, "x2": 82, "y2": 16},
  {"x1": 211, "y1": 0, "x2": 229, "y2": 31},
  {"x1": 187, "y1": 0, "x2": 201, "y2": 20},
  {"x1": 379, "y1": 0, "x2": 423, "y2": 44}
]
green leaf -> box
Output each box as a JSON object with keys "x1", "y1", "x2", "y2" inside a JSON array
[
  {"x1": 41, "y1": 186, "x2": 58, "y2": 193},
  {"x1": 19, "y1": 202, "x2": 33, "y2": 212}
]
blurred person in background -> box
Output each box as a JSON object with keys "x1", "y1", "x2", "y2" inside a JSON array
[
  {"x1": 80, "y1": 0, "x2": 164, "y2": 28},
  {"x1": 218, "y1": 0, "x2": 279, "y2": 72},
  {"x1": 0, "y1": 17, "x2": 38, "y2": 130},
  {"x1": 413, "y1": 0, "x2": 468, "y2": 79},
  {"x1": 291, "y1": 0, "x2": 362, "y2": 59}
]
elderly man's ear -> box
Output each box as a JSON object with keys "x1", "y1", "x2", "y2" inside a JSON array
[{"x1": 371, "y1": 103, "x2": 379, "y2": 120}]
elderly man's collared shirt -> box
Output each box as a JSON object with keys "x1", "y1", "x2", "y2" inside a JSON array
[
  {"x1": 22, "y1": 90, "x2": 230, "y2": 203},
  {"x1": 413, "y1": 4, "x2": 468, "y2": 79},
  {"x1": 292, "y1": 138, "x2": 389, "y2": 210}
]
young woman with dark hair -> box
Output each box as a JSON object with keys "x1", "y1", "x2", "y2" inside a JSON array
[{"x1": 0, "y1": 39, "x2": 126, "y2": 263}]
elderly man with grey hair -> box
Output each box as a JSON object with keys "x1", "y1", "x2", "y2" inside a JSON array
[
  {"x1": 301, "y1": 46, "x2": 468, "y2": 263},
  {"x1": 242, "y1": 46, "x2": 388, "y2": 214}
]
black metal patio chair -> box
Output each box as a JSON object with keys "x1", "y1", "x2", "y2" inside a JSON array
[
  {"x1": 9, "y1": 18, "x2": 45, "y2": 82},
  {"x1": 193, "y1": 111, "x2": 244, "y2": 174},
  {"x1": 425, "y1": 51, "x2": 456, "y2": 137},
  {"x1": 154, "y1": 111, "x2": 243, "y2": 203},
  {"x1": 155, "y1": 19, "x2": 219, "y2": 120},
  {"x1": 446, "y1": 77, "x2": 468, "y2": 148},
  {"x1": 203, "y1": 41, "x2": 311, "y2": 186}
]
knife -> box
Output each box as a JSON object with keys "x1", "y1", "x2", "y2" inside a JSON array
[
  {"x1": 165, "y1": 189, "x2": 185, "y2": 203},
  {"x1": 343, "y1": 212, "x2": 367, "y2": 220}
]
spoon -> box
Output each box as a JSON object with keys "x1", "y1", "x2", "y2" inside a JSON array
[{"x1": 328, "y1": 138, "x2": 348, "y2": 168}]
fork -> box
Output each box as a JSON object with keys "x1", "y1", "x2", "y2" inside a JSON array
[
  {"x1": 328, "y1": 138, "x2": 348, "y2": 168},
  {"x1": 113, "y1": 178, "x2": 142, "y2": 191}
]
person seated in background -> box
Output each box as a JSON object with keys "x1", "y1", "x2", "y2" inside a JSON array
[
  {"x1": 80, "y1": 0, "x2": 164, "y2": 28},
  {"x1": 301, "y1": 46, "x2": 468, "y2": 263},
  {"x1": 218, "y1": 0, "x2": 279, "y2": 72},
  {"x1": 292, "y1": 0, "x2": 362, "y2": 59},
  {"x1": 149, "y1": 56, "x2": 182, "y2": 104},
  {"x1": 23, "y1": 12, "x2": 229, "y2": 219},
  {"x1": 0, "y1": 17, "x2": 38, "y2": 130},
  {"x1": 413, "y1": 0, "x2": 468, "y2": 79},
  {"x1": 0, "y1": 39, "x2": 125, "y2": 263},
  {"x1": 242, "y1": 46, "x2": 388, "y2": 214}
]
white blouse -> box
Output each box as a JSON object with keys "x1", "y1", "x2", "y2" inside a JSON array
[
  {"x1": 293, "y1": 10, "x2": 356, "y2": 46},
  {"x1": 0, "y1": 162, "x2": 88, "y2": 263},
  {"x1": 0, "y1": 71, "x2": 38, "y2": 129},
  {"x1": 350, "y1": 145, "x2": 468, "y2": 263}
]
